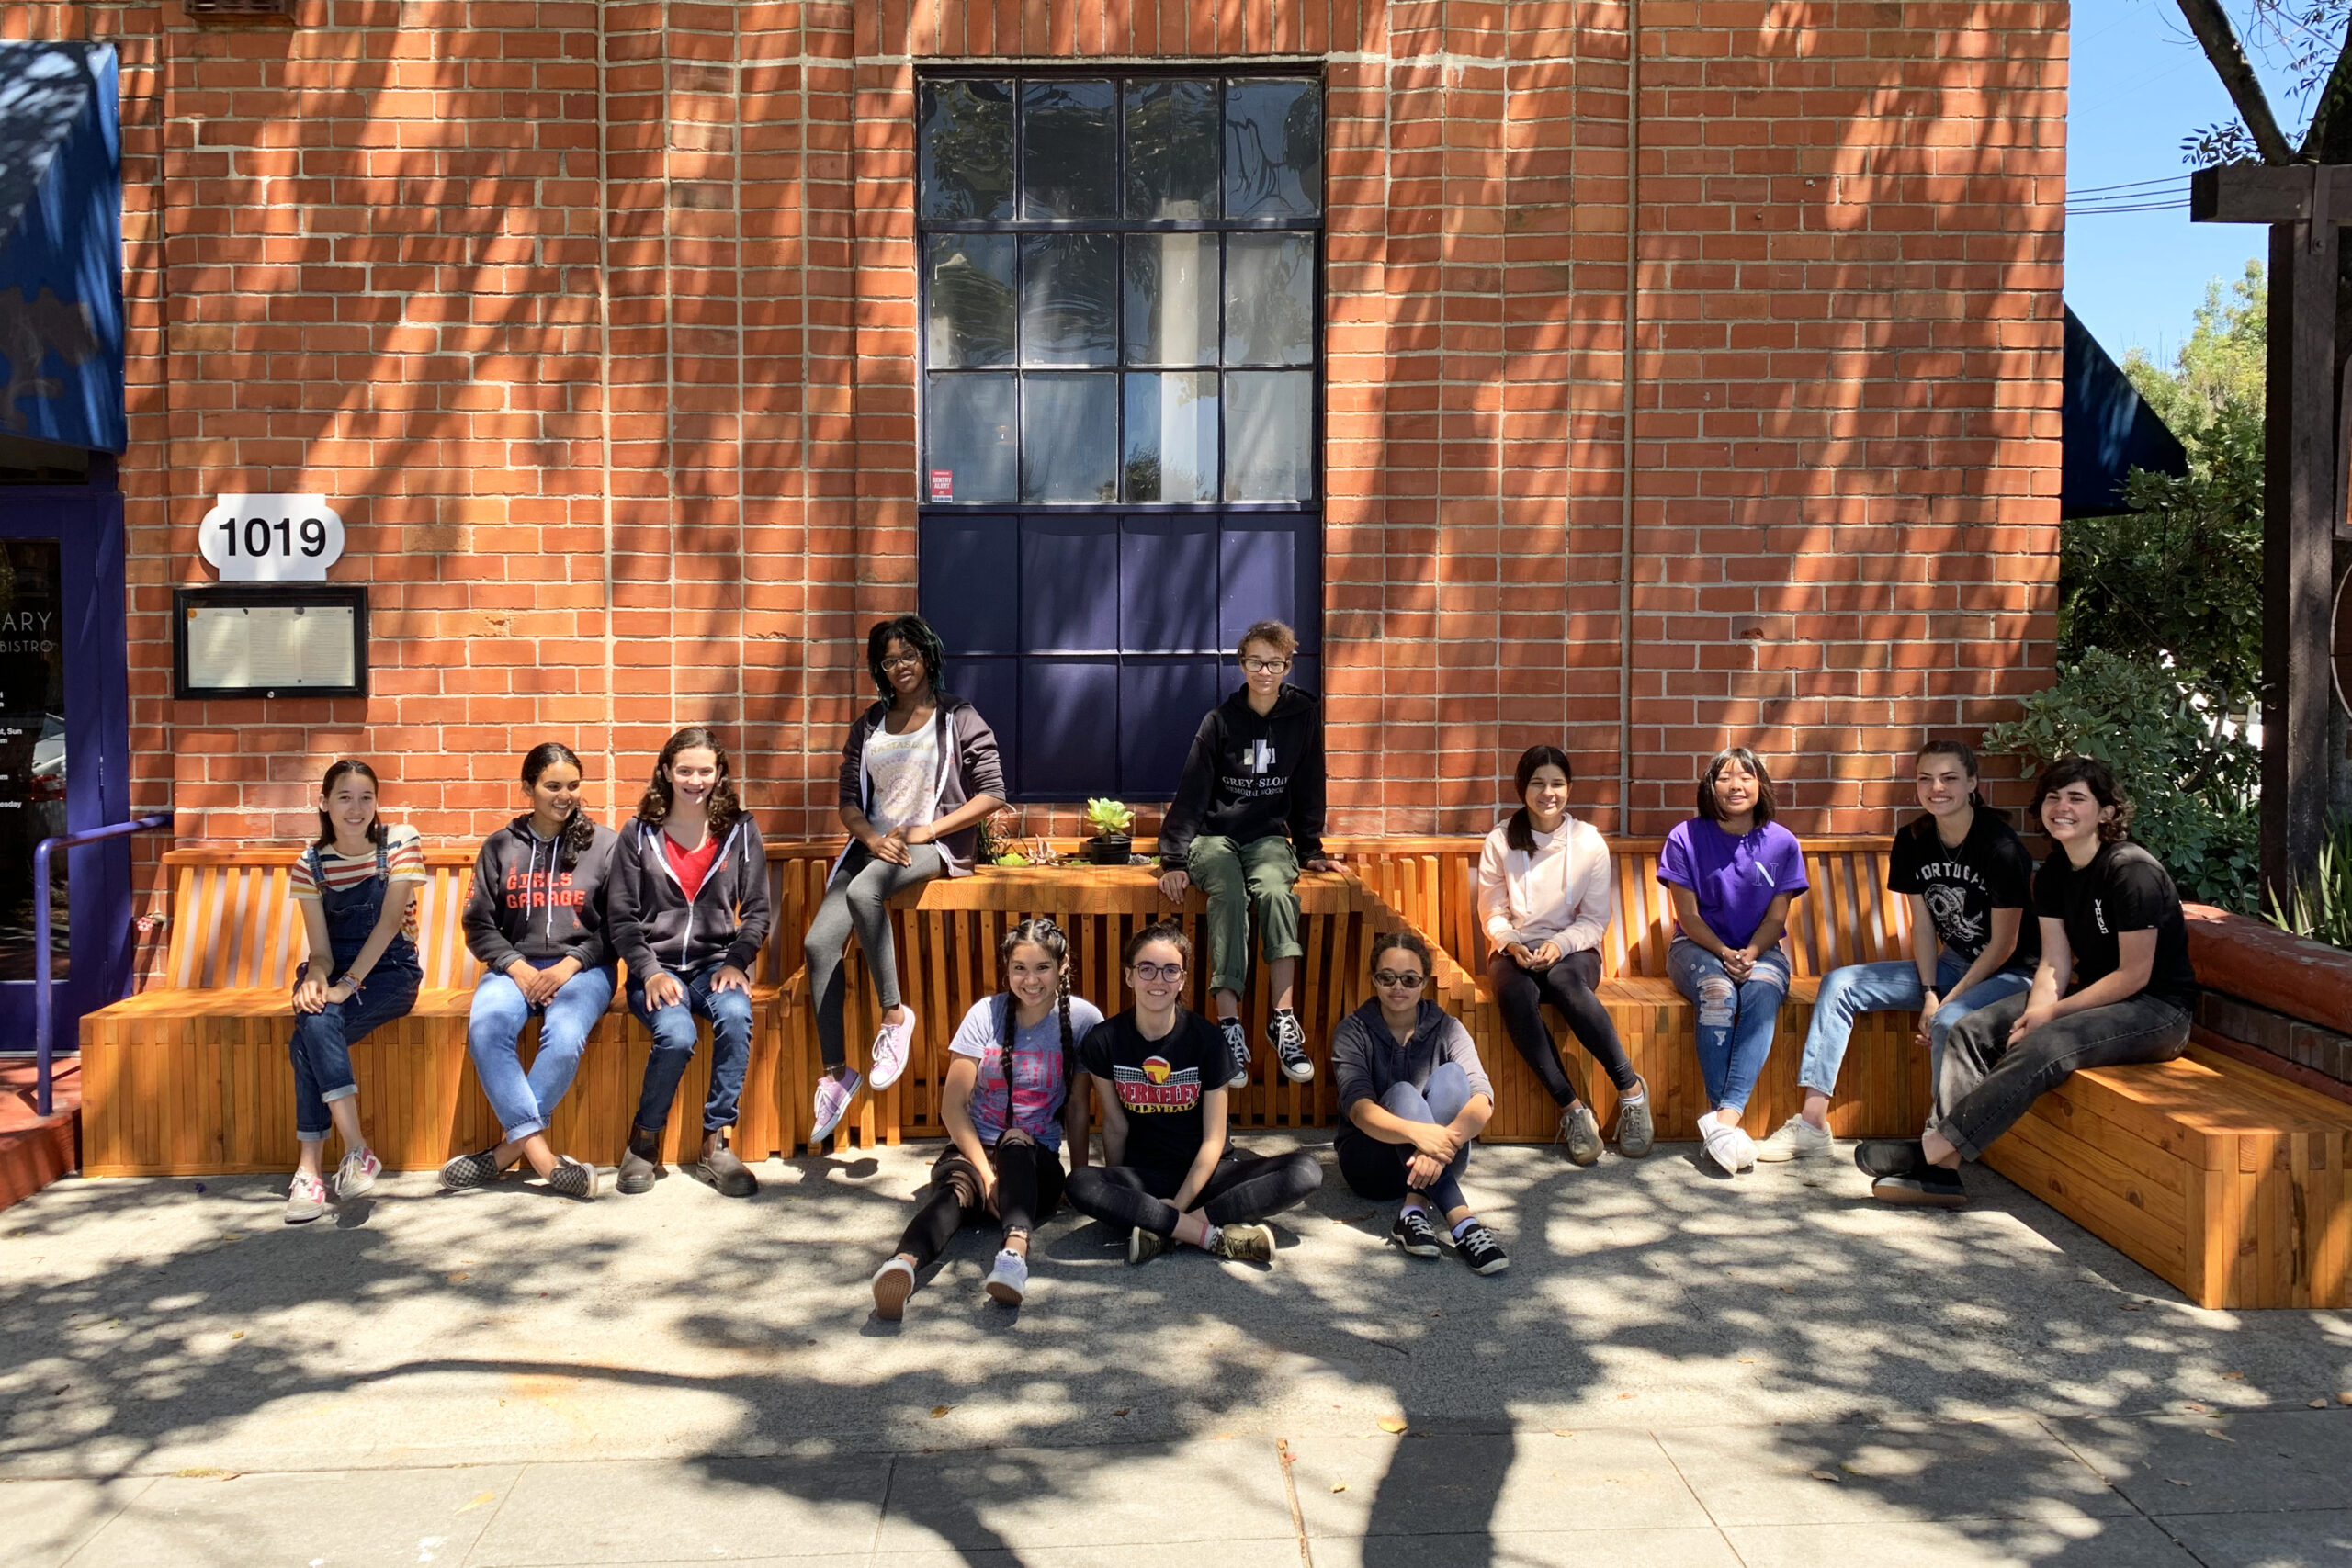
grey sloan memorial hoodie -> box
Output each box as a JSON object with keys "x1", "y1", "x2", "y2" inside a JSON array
[
  {"x1": 607, "y1": 814, "x2": 773, "y2": 981},
  {"x1": 1158, "y1": 682, "x2": 1327, "y2": 868}
]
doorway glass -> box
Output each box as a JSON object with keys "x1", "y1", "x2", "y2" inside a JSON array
[{"x1": 0, "y1": 539, "x2": 67, "y2": 980}]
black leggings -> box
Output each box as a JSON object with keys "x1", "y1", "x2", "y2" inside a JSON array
[
  {"x1": 1488, "y1": 949, "x2": 1639, "y2": 1104},
  {"x1": 894, "y1": 1133, "x2": 1066, "y2": 1269},
  {"x1": 1064, "y1": 1148, "x2": 1323, "y2": 1238}
]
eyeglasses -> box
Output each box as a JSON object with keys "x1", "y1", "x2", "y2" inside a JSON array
[
  {"x1": 879, "y1": 653, "x2": 925, "y2": 671},
  {"x1": 1131, "y1": 962, "x2": 1185, "y2": 984},
  {"x1": 1241, "y1": 657, "x2": 1291, "y2": 674},
  {"x1": 1373, "y1": 969, "x2": 1426, "y2": 989}
]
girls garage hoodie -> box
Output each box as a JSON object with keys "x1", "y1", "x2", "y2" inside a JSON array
[
  {"x1": 462, "y1": 816, "x2": 621, "y2": 973},
  {"x1": 608, "y1": 815, "x2": 774, "y2": 981}
]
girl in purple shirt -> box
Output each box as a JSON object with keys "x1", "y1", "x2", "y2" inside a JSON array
[{"x1": 1657, "y1": 747, "x2": 1808, "y2": 1175}]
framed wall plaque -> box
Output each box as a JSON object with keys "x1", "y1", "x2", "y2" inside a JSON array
[{"x1": 173, "y1": 584, "x2": 368, "y2": 700}]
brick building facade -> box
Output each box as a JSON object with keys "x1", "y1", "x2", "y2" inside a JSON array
[{"x1": 9, "y1": 0, "x2": 2065, "y2": 854}]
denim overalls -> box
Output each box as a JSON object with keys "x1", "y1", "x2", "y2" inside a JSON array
[{"x1": 288, "y1": 840, "x2": 422, "y2": 1139}]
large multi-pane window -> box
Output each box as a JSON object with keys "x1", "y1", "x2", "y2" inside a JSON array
[{"x1": 916, "y1": 72, "x2": 1323, "y2": 801}]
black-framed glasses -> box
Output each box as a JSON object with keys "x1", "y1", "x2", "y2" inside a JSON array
[
  {"x1": 1241, "y1": 656, "x2": 1290, "y2": 673},
  {"x1": 1132, "y1": 961, "x2": 1185, "y2": 983},
  {"x1": 1373, "y1": 969, "x2": 1426, "y2": 989}
]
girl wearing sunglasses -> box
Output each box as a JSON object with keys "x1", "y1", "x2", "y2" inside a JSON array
[
  {"x1": 1063, "y1": 922, "x2": 1322, "y2": 1267},
  {"x1": 1329, "y1": 931, "x2": 1509, "y2": 1273}
]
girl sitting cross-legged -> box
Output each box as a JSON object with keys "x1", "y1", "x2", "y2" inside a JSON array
[
  {"x1": 1330, "y1": 931, "x2": 1510, "y2": 1274},
  {"x1": 868, "y1": 917, "x2": 1106, "y2": 1320},
  {"x1": 1063, "y1": 923, "x2": 1322, "y2": 1268},
  {"x1": 442, "y1": 741, "x2": 620, "y2": 1201}
]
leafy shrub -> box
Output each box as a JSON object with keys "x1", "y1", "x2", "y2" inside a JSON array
[{"x1": 1983, "y1": 649, "x2": 2260, "y2": 910}]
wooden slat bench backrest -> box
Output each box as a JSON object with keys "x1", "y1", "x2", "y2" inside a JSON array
[{"x1": 1334, "y1": 835, "x2": 1918, "y2": 981}]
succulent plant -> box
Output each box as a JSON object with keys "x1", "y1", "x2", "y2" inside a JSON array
[{"x1": 1083, "y1": 797, "x2": 1135, "y2": 838}]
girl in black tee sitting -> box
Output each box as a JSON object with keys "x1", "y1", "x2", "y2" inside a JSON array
[
  {"x1": 1859, "y1": 755, "x2": 2198, "y2": 1206},
  {"x1": 1064, "y1": 923, "x2": 1323, "y2": 1266}
]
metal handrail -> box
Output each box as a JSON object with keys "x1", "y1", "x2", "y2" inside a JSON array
[{"x1": 34, "y1": 813, "x2": 175, "y2": 1116}]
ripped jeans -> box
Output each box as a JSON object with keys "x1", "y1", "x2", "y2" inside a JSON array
[{"x1": 1668, "y1": 936, "x2": 1791, "y2": 1114}]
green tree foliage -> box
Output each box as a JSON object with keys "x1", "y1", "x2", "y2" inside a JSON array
[
  {"x1": 1984, "y1": 649, "x2": 2262, "y2": 910},
  {"x1": 2068, "y1": 265, "x2": 2267, "y2": 714}
]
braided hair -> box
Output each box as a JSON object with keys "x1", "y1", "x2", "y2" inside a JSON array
[
  {"x1": 866, "y1": 615, "x2": 947, "y2": 700},
  {"x1": 521, "y1": 741, "x2": 597, "y2": 871},
  {"x1": 995, "y1": 917, "x2": 1075, "y2": 1129}
]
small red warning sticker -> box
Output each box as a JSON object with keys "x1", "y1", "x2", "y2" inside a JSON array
[{"x1": 929, "y1": 468, "x2": 953, "y2": 502}]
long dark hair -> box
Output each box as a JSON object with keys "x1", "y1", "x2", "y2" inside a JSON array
[
  {"x1": 522, "y1": 741, "x2": 596, "y2": 870},
  {"x1": 1505, "y1": 744, "x2": 1574, "y2": 853},
  {"x1": 995, "y1": 918, "x2": 1076, "y2": 1120},
  {"x1": 866, "y1": 615, "x2": 946, "y2": 701},
  {"x1": 1909, "y1": 738, "x2": 1992, "y2": 839},
  {"x1": 313, "y1": 758, "x2": 388, "y2": 851},
  {"x1": 635, "y1": 725, "x2": 744, "y2": 840},
  {"x1": 1697, "y1": 746, "x2": 1778, "y2": 824},
  {"x1": 2030, "y1": 753, "x2": 2134, "y2": 844}
]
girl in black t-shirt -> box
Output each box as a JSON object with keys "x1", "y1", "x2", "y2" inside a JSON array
[
  {"x1": 1859, "y1": 755, "x2": 2197, "y2": 1206},
  {"x1": 1063, "y1": 923, "x2": 1323, "y2": 1266}
]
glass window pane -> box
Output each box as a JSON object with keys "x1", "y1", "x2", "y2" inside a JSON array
[
  {"x1": 1123, "y1": 233, "x2": 1219, "y2": 367},
  {"x1": 1125, "y1": 77, "x2": 1220, "y2": 220},
  {"x1": 1223, "y1": 370, "x2": 1312, "y2": 501},
  {"x1": 924, "y1": 373, "x2": 1017, "y2": 503},
  {"x1": 919, "y1": 79, "x2": 1015, "y2": 221},
  {"x1": 1021, "y1": 233, "x2": 1117, "y2": 367},
  {"x1": 1022, "y1": 79, "x2": 1116, "y2": 220},
  {"x1": 925, "y1": 234, "x2": 1016, "y2": 368},
  {"x1": 1021, "y1": 373, "x2": 1117, "y2": 502},
  {"x1": 1225, "y1": 78, "x2": 1321, "y2": 220},
  {"x1": 1223, "y1": 233, "x2": 1314, "y2": 366},
  {"x1": 1124, "y1": 371, "x2": 1218, "y2": 502}
]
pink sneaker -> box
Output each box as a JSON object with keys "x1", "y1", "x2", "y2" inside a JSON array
[
  {"x1": 810, "y1": 1068, "x2": 861, "y2": 1144},
  {"x1": 869, "y1": 1011, "x2": 917, "y2": 1091},
  {"x1": 334, "y1": 1145, "x2": 381, "y2": 1201}
]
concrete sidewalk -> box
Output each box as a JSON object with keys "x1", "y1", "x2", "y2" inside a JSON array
[{"x1": 2, "y1": 1135, "x2": 2346, "y2": 1566}]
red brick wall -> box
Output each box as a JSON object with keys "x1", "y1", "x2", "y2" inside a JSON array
[{"x1": 9, "y1": 0, "x2": 2064, "y2": 870}]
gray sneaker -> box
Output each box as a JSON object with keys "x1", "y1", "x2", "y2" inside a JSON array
[
  {"x1": 1557, "y1": 1103, "x2": 1603, "y2": 1166},
  {"x1": 547, "y1": 1156, "x2": 598, "y2": 1201},
  {"x1": 439, "y1": 1147, "x2": 502, "y2": 1190},
  {"x1": 283, "y1": 1171, "x2": 328, "y2": 1225},
  {"x1": 1614, "y1": 1082, "x2": 1654, "y2": 1159},
  {"x1": 1756, "y1": 1114, "x2": 1836, "y2": 1163}
]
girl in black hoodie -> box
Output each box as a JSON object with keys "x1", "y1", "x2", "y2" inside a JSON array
[
  {"x1": 608, "y1": 726, "x2": 773, "y2": 1199},
  {"x1": 443, "y1": 742, "x2": 618, "y2": 1200}
]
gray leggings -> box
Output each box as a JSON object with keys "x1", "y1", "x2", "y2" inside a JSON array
[{"x1": 803, "y1": 842, "x2": 944, "y2": 1070}]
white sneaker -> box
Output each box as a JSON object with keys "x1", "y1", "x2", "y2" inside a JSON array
[
  {"x1": 871, "y1": 1256, "x2": 915, "y2": 1321},
  {"x1": 868, "y1": 1011, "x2": 916, "y2": 1091},
  {"x1": 1755, "y1": 1114, "x2": 1835, "y2": 1162},
  {"x1": 334, "y1": 1145, "x2": 380, "y2": 1201},
  {"x1": 983, "y1": 1247, "x2": 1029, "y2": 1306},
  {"x1": 1698, "y1": 1112, "x2": 1755, "y2": 1174}
]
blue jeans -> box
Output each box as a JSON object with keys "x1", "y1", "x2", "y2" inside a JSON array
[
  {"x1": 1668, "y1": 937, "x2": 1791, "y2": 1114},
  {"x1": 628, "y1": 962, "x2": 756, "y2": 1136},
  {"x1": 1796, "y1": 953, "x2": 2034, "y2": 1100},
  {"x1": 468, "y1": 961, "x2": 618, "y2": 1143},
  {"x1": 288, "y1": 972, "x2": 420, "y2": 1140},
  {"x1": 1336, "y1": 1061, "x2": 1475, "y2": 1215}
]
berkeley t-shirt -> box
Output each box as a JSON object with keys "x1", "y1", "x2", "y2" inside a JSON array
[
  {"x1": 1077, "y1": 1008, "x2": 1227, "y2": 1173},
  {"x1": 947, "y1": 992, "x2": 1107, "y2": 1152},
  {"x1": 2033, "y1": 840, "x2": 2198, "y2": 1009},
  {"x1": 1886, "y1": 810, "x2": 2041, "y2": 972},
  {"x1": 1659, "y1": 818, "x2": 1808, "y2": 951}
]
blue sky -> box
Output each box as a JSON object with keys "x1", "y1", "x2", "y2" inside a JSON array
[{"x1": 2068, "y1": 0, "x2": 2275, "y2": 364}]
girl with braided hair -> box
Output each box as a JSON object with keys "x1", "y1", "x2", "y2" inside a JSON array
[
  {"x1": 808, "y1": 615, "x2": 1006, "y2": 1145},
  {"x1": 870, "y1": 918, "x2": 1103, "y2": 1319}
]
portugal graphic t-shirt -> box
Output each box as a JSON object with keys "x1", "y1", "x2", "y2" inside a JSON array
[
  {"x1": 1886, "y1": 809, "x2": 2040, "y2": 972},
  {"x1": 1077, "y1": 1008, "x2": 1228, "y2": 1173}
]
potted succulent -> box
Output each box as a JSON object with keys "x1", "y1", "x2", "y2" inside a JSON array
[{"x1": 1082, "y1": 797, "x2": 1136, "y2": 865}]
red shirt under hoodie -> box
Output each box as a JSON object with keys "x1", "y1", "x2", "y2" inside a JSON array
[{"x1": 663, "y1": 831, "x2": 720, "y2": 899}]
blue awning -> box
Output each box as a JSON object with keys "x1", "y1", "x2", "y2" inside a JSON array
[
  {"x1": 0, "y1": 42, "x2": 120, "y2": 455},
  {"x1": 2063, "y1": 304, "x2": 2187, "y2": 519}
]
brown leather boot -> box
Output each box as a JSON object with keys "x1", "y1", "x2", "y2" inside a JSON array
[{"x1": 616, "y1": 1125, "x2": 662, "y2": 1195}]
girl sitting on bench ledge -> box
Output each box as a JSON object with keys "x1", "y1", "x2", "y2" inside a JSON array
[
  {"x1": 283, "y1": 757, "x2": 424, "y2": 1224},
  {"x1": 442, "y1": 741, "x2": 619, "y2": 1201},
  {"x1": 869, "y1": 917, "x2": 1105, "y2": 1319}
]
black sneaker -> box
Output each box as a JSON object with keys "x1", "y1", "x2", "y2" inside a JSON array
[
  {"x1": 1855, "y1": 1138, "x2": 1927, "y2": 1179},
  {"x1": 1871, "y1": 1165, "x2": 1968, "y2": 1208},
  {"x1": 616, "y1": 1127, "x2": 662, "y2": 1195},
  {"x1": 688, "y1": 1133, "x2": 759, "y2": 1198},
  {"x1": 1218, "y1": 1017, "x2": 1251, "y2": 1089},
  {"x1": 1390, "y1": 1206, "x2": 1441, "y2": 1258},
  {"x1": 438, "y1": 1147, "x2": 502, "y2": 1190},
  {"x1": 1453, "y1": 1222, "x2": 1510, "y2": 1275},
  {"x1": 1268, "y1": 1010, "x2": 1314, "y2": 1083}
]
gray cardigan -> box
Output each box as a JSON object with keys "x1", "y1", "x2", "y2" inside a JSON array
[
  {"x1": 834, "y1": 691, "x2": 1005, "y2": 874},
  {"x1": 1329, "y1": 998, "x2": 1493, "y2": 1154}
]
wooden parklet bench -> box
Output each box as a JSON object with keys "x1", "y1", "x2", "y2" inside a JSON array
[{"x1": 77, "y1": 846, "x2": 811, "y2": 1176}]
